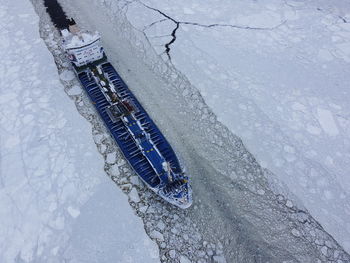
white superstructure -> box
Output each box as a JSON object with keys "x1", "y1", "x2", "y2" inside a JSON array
[{"x1": 61, "y1": 27, "x2": 104, "y2": 67}]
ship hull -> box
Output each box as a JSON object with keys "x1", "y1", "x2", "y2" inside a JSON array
[{"x1": 75, "y1": 62, "x2": 192, "y2": 208}]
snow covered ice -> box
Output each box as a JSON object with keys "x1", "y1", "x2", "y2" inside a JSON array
[
  {"x1": 37, "y1": 0, "x2": 350, "y2": 261},
  {"x1": 116, "y1": 0, "x2": 350, "y2": 254},
  {"x1": 2, "y1": 0, "x2": 350, "y2": 261},
  {"x1": 0, "y1": 0, "x2": 159, "y2": 262}
]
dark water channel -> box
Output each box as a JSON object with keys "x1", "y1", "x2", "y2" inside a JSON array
[{"x1": 43, "y1": 0, "x2": 70, "y2": 29}]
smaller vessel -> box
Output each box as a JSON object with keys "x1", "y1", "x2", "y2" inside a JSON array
[{"x1": 61, "y1": 19, "x2": 192, "y2": 208}]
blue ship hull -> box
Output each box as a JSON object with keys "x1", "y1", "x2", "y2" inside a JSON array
[{"x1": 76, "y1": 61, "x2": 192, "y2": 208}]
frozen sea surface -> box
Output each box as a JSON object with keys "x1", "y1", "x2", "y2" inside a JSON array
[
  {"x1": 51, "y1": 0, "x2": 350, "y2": 261},
  {"x1": 0, "y1": 0, "x2": 159, "y2": 262}
]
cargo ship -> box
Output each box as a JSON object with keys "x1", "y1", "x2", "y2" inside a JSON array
[{"x1": 61, "y1": 19, "x2": 192, "y2": 208}]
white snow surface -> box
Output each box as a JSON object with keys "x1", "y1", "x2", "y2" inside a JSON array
[
  {"x1": 0, "y1": 0, "x2": 159, "y2": 262},
  {"x1": 109, "y1": 0, "x2": 350, "y2": 252}
]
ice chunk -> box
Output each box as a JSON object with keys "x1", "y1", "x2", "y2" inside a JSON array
[
  {"x1": 213, "y1": 255, "x2": 227, "y2": 263},
  {"x1": 316, "y1": 108, "x2": 339, "y2": 136},
  {"x1": 157, "y1": 220, "x2": 166, "y2": 231},
  {"x1": 150, "y1": 230, "x2": 164, "y2": 241},
  {"x1": 59, "y1": 70, "x2": 75, "y2": 81},
  {"x1": 128, "y1": 188, "x2": 140, "y2": 203},
  {"x1": 67, "y1": 85, "x2": 82, "y2": 96},
  {"x1": 291, "y1": 229, "x2": 301, "y2": 237},
  {"x1": 105, "y1": 152, "x2": 116, "y2": 164},
  {"x1": 67, "y1": 206, "x2": 80, "y2": 218},
  {"x1": 180, "y1": 255, "x2": 191, "y2": 263},
  {"x1": 286, "y1": 200, "x2": 293, "y2": 208},
  {"x1": 169, "y1": 250, "x2": 176, "y2": 258}
]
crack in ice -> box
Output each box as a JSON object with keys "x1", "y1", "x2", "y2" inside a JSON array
[
  {"x1": 142, "y1": 18, "x2": 167, "y2": 32},
  {"x1": 139, "y1": 1, "x2": 286, "y2": 60},
  {"x1": 164, "y1": 22, "x2": 179, "y2": 60}
]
